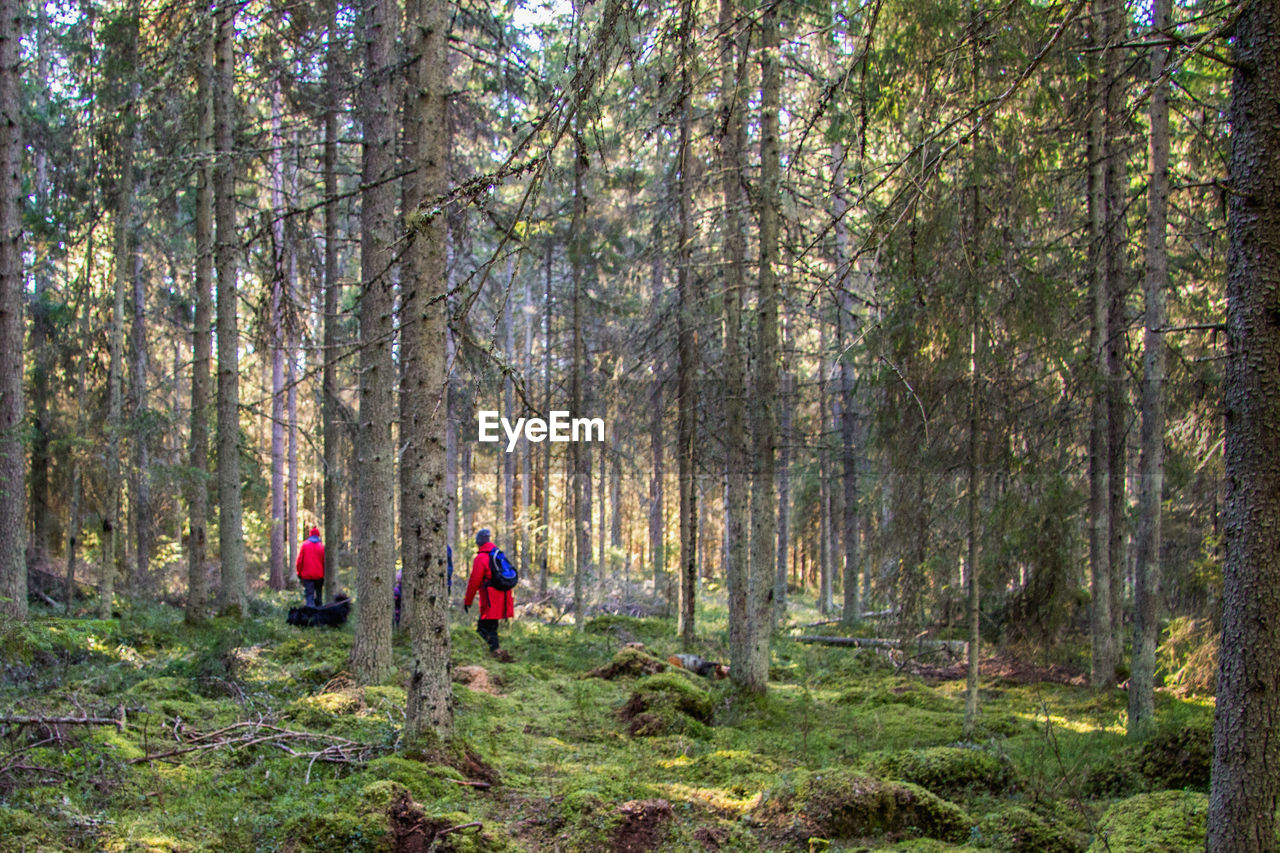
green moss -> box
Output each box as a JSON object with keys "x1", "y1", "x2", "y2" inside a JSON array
[
  {"x1": 975, "y1": 805, "x2": 1085, "y2": 853},
  {"x1": 1135, "y1": 718, "x2": 1212, "y2": 791},
  {"x1": 863, "y1": 746, "x2": 1015, "y2": 796},
  {"x1": 840, "y1": 681, "x2": 955, "y2": 712},
  {"x1": 360, "y1": 756, "x2": 462, "y2": 803},
  {"x1": 281, "y1": 808, "x2": 392, "y2": 853},
  {"x1": 619, "y1": 672, "x2": 714, "y2": 737},
  {"x1": 685, "y1": 749, "x2": 779, "y2": 785},
  {"x1": 583, "y1": 614, "x2": 672, "y2": 643},
  {"x1": 586, "y1": 647, "x2": 669, "y2": 680},
  {"x1": 1086, "y1": 790, "x2": 1206, "y2": 853},
  {"x1": 788, "y1": 768, "x2": 973, "y2": 843}
]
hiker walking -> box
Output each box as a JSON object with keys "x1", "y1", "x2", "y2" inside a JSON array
[
  {"x1": 296, "y1": 526, "x2": 326, "y2": 607},
  {"x1": 464, "y1": 529, "x2": 515, "y2": 661}
]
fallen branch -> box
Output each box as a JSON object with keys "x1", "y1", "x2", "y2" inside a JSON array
[
  {"x1": 0, "y1": 713, "x2": 126, "y2": 733},
  {"x1": 795, "y1": 636, "x2": 967, "y2": 655},
  {"x1": 444, "y1": 778, "x2": 492, "y2": 789}
]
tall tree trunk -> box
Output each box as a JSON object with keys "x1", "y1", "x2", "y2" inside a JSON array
[
  {"x1": 522, "y1": 268, "x2": 534, "y2": 571},
  {"x1": 1086, "y1": 2, "x2": 1114, "y2": 688},
  {"x1": 540, "y1": 241, "x2": 552, "y2": 595},
  {"x1": 675, "y1": 0, "x2": 698, "y2": 648},
  {"x1": 649, "y1": 202, "x2": 665, "y2": 608},
  {"x1": 1128, "y1": 0, "x2": 1170, "y2": 740},
  {"x1": 187, "y1": 32, "x2": 214, "y2": 624},
  {"x1": 28, "y1": 2, "x2": 52, "y2": 565},
  {"x1": 744, "y1": 0, "x2": 781, "y2": 693},
  {"x1": 214, "y1": 0, "x2": 246, "y2": 615},
  {"x1": 269, "y1": 83, "x2": 288, "y2": 593},
  {"x1": 67, "y1": 252, "x2": 93, "y2": 614},
  {"x1": 322, "y1": 0, "x2": 342, "y2": 600},
  {"x1": 350, "y1": 0, "x2": 398, "y2": 685},
  {"x1": 1103, "y1": 0, "x2": 1129, "y2": 664},
  {"x1": 1207, "y1": 0, "x2": 1280, "y2": 844},
  {"x1": 774, "y1": 332, "x2": 791, "y2": 626},
  {"x1": 504, "y1": 260, "x2": 516, "y2": 554},
  {"x1": 402, "y1": 0, "x2": 453, "y2": 742},
  {"x1": 719, "y1": 0, "x2": 751, "y2": 684},
  {"x1": 818, "y1": 309, "x2": 832, "y2": 613},
  {"x1": 0, "y1": 0, "x2": 22, "y2": 621},
  {"x1": 129, "y1": 245, "x2": 152, "y2": 597},
  {"x1": 833, "y1": 144, "x2": 859, "y2": 627},
  {"x1": 570, "y1": 124, "x2": 590, "y2": 631},
  {"x1": 103, "y1": 2, "x2": 138, "y2": 617}
]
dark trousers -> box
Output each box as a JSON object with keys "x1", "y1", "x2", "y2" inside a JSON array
[
  {"x1": 303, "y1": 578, "x2": 325, "y2": 608},
  {"x1": 476, "y1": 618, "x2": 501, "y2": 651}
]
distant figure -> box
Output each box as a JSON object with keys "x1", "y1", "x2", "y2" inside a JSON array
[
  {"x1": 394, "y1": 544, "x2": 452, "y2": 628},
  {"x1": 296, "y1": 526, "x2": 325, "y2": 607},
  {"x1": 464, "y1": 529, "x2": 514, "y2": 661}
]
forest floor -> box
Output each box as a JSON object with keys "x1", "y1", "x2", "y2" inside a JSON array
[{"x1": 0, "y1": 589, "x2": 1216, "y2": 852}]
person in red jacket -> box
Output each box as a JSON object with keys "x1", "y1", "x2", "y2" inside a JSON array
[
  {"x1": 464, "y1": 529, "x2": 514, "y2": 660},
  {"x1": 296, "y1": 527, "x2": 326, "y2": 607}
]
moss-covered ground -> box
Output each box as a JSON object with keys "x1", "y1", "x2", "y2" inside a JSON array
[{"x1": 0, "y1": 591, "x2": 1216, "y2": 852}]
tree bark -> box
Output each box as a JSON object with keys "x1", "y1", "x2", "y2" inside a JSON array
[
  {"x1": 350, "y1": 0, "x2": 398, "y2": 685},
  {"x1": 744, "y1": 0, "x2": 780, "y2": 694},
  {"x1": 0, "y1": 0, "x2": 27, "y2": 619},
  {"x1": 1206, "y1": 0, "x2": 1280, "y2": 845},
  {"x1": 268, "y1": 82, "x2": 288, "y2": 594},
  {"x1": 402, "y1": 0, "x2": 454, "y2": 742},
  {"x1": 570, "y1": 122, "x2": 591, "y2": 631},
  {"x1": 540, "y1": 241, "x2": 552, "y2": 595},
  {"x1": 1086, "y1": 1, "x2": 1114, "y2": 689},
  {"x1": 675, "y1": 0, "x2": 698, "y2": 649},
  {"x1": 129, "y1": 243, "x2": 152, "y2": 597},
  {"x1": 187, "y1": 28, "x2": 214, "y2": 625},
  {"x1": 833, "y1": 143, "x2": 859, "y2": 627},
  {"x1": 1128, "y1": 0, "x2": 1170, "y2": 741},
  {"x1": 719, "y1": 0, "x2": 751, "y2": 687},
  {"x1": 214, "y1": 0, "x2": 246, "y2": 615},
  {"x1": 322, "y1": 0, "x2": 342, "y2": 600},
  {"x1": 103, "y1": 2, "x2": 138, "y2": 618}
]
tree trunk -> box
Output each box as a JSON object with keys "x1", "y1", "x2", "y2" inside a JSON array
[
  {"x1": 719, "y1": 0, "x2": 751, "y2": 686},
  {"x1": 214, "y1": 0, "x2": 246, "y2": 615},
  {"x1": 504, "y1": 260, "x2": 516, "y2": 554},
  {"x1": 818, "y1": 310, "x2": 832, "y2": 613},
  {"x1": 1128, "y1": 0, "x2": 1170, "y2": 741},
  {"x1": 269, "y1": 83, "x2": 288, "y2": 593},
  {"x1": 540, "y1": 241, "x2": 552, "y2": 595},
  {"x1": 833, "y1": 143, "x2": 859, "y2": 627},
  {"x1": 129, "y1": 244, "x2": 152, "y2": 597},
  {"x1": 67, "y1": 251, "x2": 93, "y2": 614},
  {"x1": 675, "y1": 0, "x2": 698, "y2": 648},
  {"x1": 28, "y1": 2, "x2": 52, "y2": 565},
  {"x1": 322, "y1": 0, "x2": 342, "y2": 601},
  {"x1": 1086, "y1": 1, "x2": 1114, "y2": 689},
  {"x1": 744, "y1": 0, "x2": 780, "y2": 693},
  {"x1": 104, "y1": 3, "x2": 138, "y2": 617},
  {"x1": 1207, "y1": 0, "x2": 1280, "y2": 844},
  {"x1": 570, "y1": 124, "x2": 591, "y2": 631},
  {"x1": 649, "y1": 174, "x2": 665, "y2": 610},
  {"x1": 1102, "y1": 0, "x2": 1129, "y2": 665},
  {"x1": 402, "y1": 0, "x2": 454, "y2": 742},
  {"x1": 187, "y1": 30, "x2": 214, "y2": 624},
  {"x1": 350, "y1": 0, "x2": 398, "y2": 684},
  {"x1": 0, "y1": 0, "x2": 22, "y2": 621}
]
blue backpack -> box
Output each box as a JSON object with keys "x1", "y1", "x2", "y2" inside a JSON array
[{"x1": 487, "y1": 547, "x2": 519, "y2": 592}]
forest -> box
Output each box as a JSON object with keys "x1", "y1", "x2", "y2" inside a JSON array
[{"x1": 1, "y1": 0, "x2": 1279, "y2": 848}]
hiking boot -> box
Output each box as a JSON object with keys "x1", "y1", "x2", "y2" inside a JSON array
[{"x1": 490, "y1": 649, "x2": 514, "y2": 663}]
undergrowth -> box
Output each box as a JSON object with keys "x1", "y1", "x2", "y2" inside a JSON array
[{"x1": 0, "y1": 591, "x2": 1217, "y2": 852}]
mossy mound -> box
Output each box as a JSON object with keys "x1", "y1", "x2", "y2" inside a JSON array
[
  {"x1": 1086, "y1": 790, "x2": 1206, "y2": 852},
  {"x1": 839, "y1": 681, "x2": 955, "y2": 712},
  {"x1": 618, "y1": 672, "x2": 713, "y2": 737},
  {"x1": 863, "y1": 746, "x2": 1015, "y2": 797},
  {"x1": 778, "y1": 768, "x2": 972, "y2": 843},
  {"x1": 1135, "y1": 719, "x2": 1212, "y2": 791},
  {"x1": 586, "y1": 647, "x2": 668, "y2": 680},
  {"x1": 685, "y1": 749, "x2": 779, "y2": 785},
  {"x1": 584, "y1": 615, "x2": 671, "y2": 643},
  {"x1": 975, "y1": 805, "x2": 1086, "y2": 853}
]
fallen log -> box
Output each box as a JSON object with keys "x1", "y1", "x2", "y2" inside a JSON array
[{"x1": 794, "y1": 636, "x2": 967, "y2": 655}]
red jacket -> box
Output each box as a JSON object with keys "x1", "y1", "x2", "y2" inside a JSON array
[
  {"x1": 464, "y1": 542, "x2": 514, "y2": 619},
  {"x1": 296, "y1": 530, "x2": 325, "y2": 581}
]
